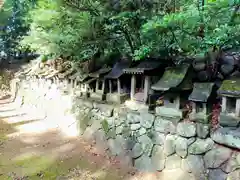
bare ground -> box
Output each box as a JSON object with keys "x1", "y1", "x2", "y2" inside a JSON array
[{"x1": 0, "y1": 97, "x2": 160, "y2": 180}]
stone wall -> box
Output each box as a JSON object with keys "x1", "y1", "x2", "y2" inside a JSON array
[{"x1": 13, "y1": 77, "x2": 240, "y2": 180}]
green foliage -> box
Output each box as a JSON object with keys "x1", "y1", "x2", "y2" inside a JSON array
[{"x1": 101, "y1": 119, "x2": 109, "y2": 134}]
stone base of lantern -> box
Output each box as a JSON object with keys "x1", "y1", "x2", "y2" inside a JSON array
[
  {"x1": 155, "y1": 106, "x2": 183, "y2": 122},
  {"x1": 219, "y1": 112, "x2": 240, "y2": 127},
  {"x1": 106, "y1": 93, "x2": 129, "y2": 104},
  {"x1": 89, "y1": 92, "x2": 105, "y2": 101}
]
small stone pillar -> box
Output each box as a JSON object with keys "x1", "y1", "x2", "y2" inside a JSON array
[
  {"x1": 236, "y1": 98, "x2": 240, "y2": 117},
  {"x1": 96, "y1": 79, "x2": 99, "y2": 91},
  {"x1": 109, "y1": 80, "x2": 112, "y2": 93},
  {"x1": 175, "y1": 96, "x2": 180, "y2": 109},
  {"x1": 130, "y1": 75, "x2": 136, "y2": 100},
  {"x1": 191, "y1": 102, "x2": 197, "y2": 115},
  {"x1": 102, "y1": 79, "x2": 105, "y2": 94},
  {"x1": 222, "y1": 97, "x2": 227, "y2": 112},
  {"x1": 117, "y1": 78, "x2": 121, "y2": 94},
  {"x1": 143, "y1": 76, "x2": 150, "y2": 103}
]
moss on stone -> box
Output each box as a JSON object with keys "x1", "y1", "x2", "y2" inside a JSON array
[{"x1": 220, "y1": 79, "x2": 240, "y2": 92}]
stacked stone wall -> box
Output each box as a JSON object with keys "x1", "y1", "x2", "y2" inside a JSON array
[{"x1": 12, "y1": 77, "x2": 240, "y2": 180}]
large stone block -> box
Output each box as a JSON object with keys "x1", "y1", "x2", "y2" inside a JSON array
[
  {"x1": 154, "y1": 117, "x2": 176, "y2": 134},
  {"x1": 211, "y1": 128, "x2": 240, "y2": 150},
  {"x1": 155, "y1": 106, "x2": 182, "y2": 120},
  {"x1": 151, "y1": 145, "x2": 165, "y2": 171},
  {"x1": 177, "y1": 122, "x2": 196, "y2": 138},
  {"x1": 139, "y1": 112, "x2": 155, "y2": 129},
  {"x1": 188, "y1": 138, "x2": 214, "y2": 155}
]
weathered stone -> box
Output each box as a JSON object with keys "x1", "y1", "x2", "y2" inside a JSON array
[
  {"x1": 138, "y1": 135, "x2": 153, "y2": 156},
  {"x1": 164, "y1": 134, "x2": 176, "y2": 156},
  {"x1": 134, "y1": 155, "x2": 152, "y2": 172},
  {"x1": 187, "y1": 137, "x2": 196, "y2": 146},
  {"x1": 106, "y1": 128, "x2": 116, "y2": 139},
  {"x1": 175, "y1": 137, "x2": 188, "y2": 158},
  {"x1": 221, "y1": 152, "x2": 240, "y2": 173},
  {"x1": 132, "y1": 143, "x2": 144, "y2": 158},
  {"x1": 83, "y1": 100, "x2": 93, "y2": 109},
  {"x1": 188, "y1": 138, "x2": 214, "y2": 155},
  {"x1": 127, "y1": 112, "x2": 141, "y2": 124},
  {"x1": 82, "y1": 126, "x2": 95, "y2": 141},
  {"x1": 227, "y1": 169, "x2": 240, "y2": 180},
  {"x1": 140, "y1": 112, "x2": 155, "y2": 128},
  {"x1": 204, "y1": 146, "x2": 232, "y2": 168},
  {"x1": 165, "y1": 154, "x2": 181, "y2": 170},
  {"x1": 106, "y1": 117, "x2": 115, "y2": 128},
  {"x1": 181, "y1": 155, "x2": 205, "y2": 176},
  {"x1": 90, "y1": 120, "x2": 102, "y2": 131},
  {"x1": 115, "y1": 117, "x2": 125, "y2": 126},
  {"x1": 108, "y1": 138, "x2": 121, "y2": 155},
  {"x1": 151, "y1": 132, "x2": 165, "y2": 145},
  {"x1": 138, "y1": 127, "x2": 147, "y2": 136},
  {"x1": 155, "y1": 106, "x2": 182, "y2": 120},
  {"x1": 96, "y1": 103, "x2": 113, "y2": 117},
  {"x1": 196, "y1": 123, "x2": 210, "y2": 139},
  {"x1": 116, "y1": 125, "x2": 124, "y2": 134},
  {"x1": 154, "y1": 117, "x2": 176, "y2": 134},
  {"x1": 177, "y1": 122, "x2": 196, "y2": 138},
  {"x1": 211, "y1": 128, "x2": 240, "y2": 150},
  {"x1": 219, "y1": 113, "x2": 240, "y2": 127},
  {"x1": 130, "y1": 123, "x2": 141, "y2": 130},
  {"x1": 208, "y1": 169, "x2": 227, "y2": 180},
  {"x1": 151, "y1": 145, "x2": 165, "y2": 171}
]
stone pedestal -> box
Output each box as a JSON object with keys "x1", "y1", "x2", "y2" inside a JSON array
[{"x1": 106, "y1": 93, "x2": 130, "y2": 104}]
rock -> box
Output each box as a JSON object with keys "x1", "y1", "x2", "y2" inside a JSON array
[
  {"x1": 138, "y1": 135, "x2": 153, "y2": 156},
  {"x1": 219, "y1": 113, "x2": 240, "y2": 127},
  {"x1": 177, "y1": 122, "x2": 196, "y2": 138},
  {"x1": 211, "y1": 128, "x2": 240, "y2": 150},
  {"x1": 187, "y1": 137, "x2": 196, "y2": 146},
  {"x1": 154, "y1": 118, "x2": 176, "y2": 134},
  {"x1": 175, "y1": 137, "x2": 188, "y2": 158},
  {"x1": 82, "y1": 127, "x2": 95, "y2": 141},
  {"x1": 227, "y1": 169, "x2": 240, "y2": 180},
  {"x1": 196, "y1": 123, "x2": 210, "y2": 139},
  {"x1": 204, "y1": 146, "x2": 232, "y2": 168},
  {"x1": 127, "y1": 112, "x2": 141, "y2": 124},
  {"x1": 138, "y1": 127, "x2": 147, "y2": 136},
  {"x1": 155, "y1": 106, "x2": 182, "y2": 121},
  {"x1": 181, "y1": 155, "x2": 205, "y2": 176},
  {"x1": 90, "y1": 120, "x2": 102, "y2": 131},
  {"x1": 130, "y1": 123, "x2": 141, "y2": 131},
  {"x1": 134, "y1": 155, "x2": 152, "y2": 172},
  {"x1": 94, "y1": 130, "x2": 108, "y2": 151},
  {"x1": 151, "y1": 132, "x2": 165, "y2": 145},
  {"x1": 221, "y1": 152, "x2": 240, "y2": 173},
  {"x1": 96, "y1": 103, "x2": 113, "y2": 117},
  {"x1": 208, "y1": 169, "x2": 227, "y2": 180},
  {"x1": 188, "y1": 138, "x2": 214, "y2": 155},
  {"x1": 132, "y1": 143, "x2": 144, "y2": 158},
  {"x1": 165, "y1": 154, "x2": 181, "y2": 170},
  {"x1": 151, "y1": 145, "x2": 165, "y2": 171},
  {"x1": 115, "y1": 117, "x2": 125, "y2": 126},
  {"x1": 108, "y1": 139, "x2": 121, "y2": 155},
  {"x1": 106, "y1": 128, "x2": 116, "y2": 139},
  {"x1": 164, "y1": 134, "x2": 176, "y2": 156},
  {"x1": 83, "y1": 100, "x2": 93, "y2": 109},
  {"x1": 116, "y1": 125, "x2": 124, "y2": 134},
  {"x1": 140, "y1": 112, "x2": 155, "y2": 128}
]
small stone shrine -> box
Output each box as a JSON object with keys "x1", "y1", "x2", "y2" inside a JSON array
[
  {"x1": 218, "y1": 72, "x2": 240, "y2": 127},
  {"x1": 150, "y1": 64, "x2": 193, "y2": 119},
  {"x1": 123, "y1": 60, "x2": 163, "y2": 103},
  {"x1": 88, "y1": 66, "x2": 112, "y2": 100},
  {"x1": 104, "y1": 61, "x2": 131, "y2": 103},
  {"x1": 188, "y1": 82, "x2": 218, "y2": 123}
]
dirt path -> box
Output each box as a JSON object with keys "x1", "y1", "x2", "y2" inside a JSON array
[{"x1": 0, "y1": 98, "x2": 158, "y2": 180}]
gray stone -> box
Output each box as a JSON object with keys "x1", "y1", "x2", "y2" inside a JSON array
[
  {"x1": 197, "y1": 123, "x2": 210, "y2": 139},
  {"x1": 211, "y1": 128, "x2": 240, "y2": 150},
  {"x1": 227, "y1": 169, "x2": 240, "y2": 180},
  {"x1": 181, "y1": 155, "x2": 205, "y2": 175},
  {"x1": 154, "y1": 117, "x2": 176, "y2": 134},
  {"x1": 94, "y1": 130, "x2": 108, "y2": 151},
  {"x1": 208, "y1": 169, "x2": 227, "y2": 180},
  {"x1": 138, "y1": 135, "x2": 154, "y2": 156},
  {"x1": 134, "y1": 155, "x2": 153, "y2": 172},
  {"x1": 96, "y1": 103, "x2": 113, "y2": 117},
  {"x1": 155, "y1": 106, "x2": 182, "y2": 120},
  {"x1": 140, "y1": 113, "x2": 155, "y2": 128},
  {"x1": 115, "y1": 116, "x2": 125, "y2": 126},
  {"x1": 221, "y1": 152, "x2": 240, "y2": 173},
  {"x1": 177, "y1": 122, "x2": 196, "y2": 138},
  {"x1": 188, "y1": 138, "x2": 214, "y2": 155},
  {"x1": 127, "y1": 112, "x2": 141, "y2": 124},
  {"x1": 108, "y1": 139, "x2": 121, "y2": 155},
  {"x1": 187, "y1": 137, "x2": 196, "y2": 146},
  {"x1": 204, "y1": 146, "x2": 232, "y2": 168},
  {"x1": 116, "y1": 125, "x2": 124, "y2": 134},
  {"x1": 219, "y1": 113, "x2": 240, "y2": 127},
  {"x1": 138, "y1": 127, "x2": 147, "y2": 136},
  {"x1": 106, "y1": 128, "x2": 116, "y2": 139},
  {"x1": 130, "y1": 123, "x2": 141, "y2": 130},
  {"x1": 151, "y1": 132, "x2": 165, "y2": 145},
  {"x1": 164, "y1": 134, "x2": 176, "y2": 156},
  {"x1": 132, "y1": 143, "x2": 144, "y2": 158},
  {"x1": 175, "y1": 137, "x2": 188, "y2": 158},
  {"x1": 151, "y1": 145, "x2": 165, "y2": 171},
  {"x1": 90, "y1": 120, "x2": 102, "y2": 131},
  {"x1": 165, "y1": 154, "x2": 181, "y2": 170},
  {"x1": 106, "y1": 117, "x2": 115, "y2": 128},
  {"x1": 82, "y1": 126, "x2": 95, "y2": 141}
]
